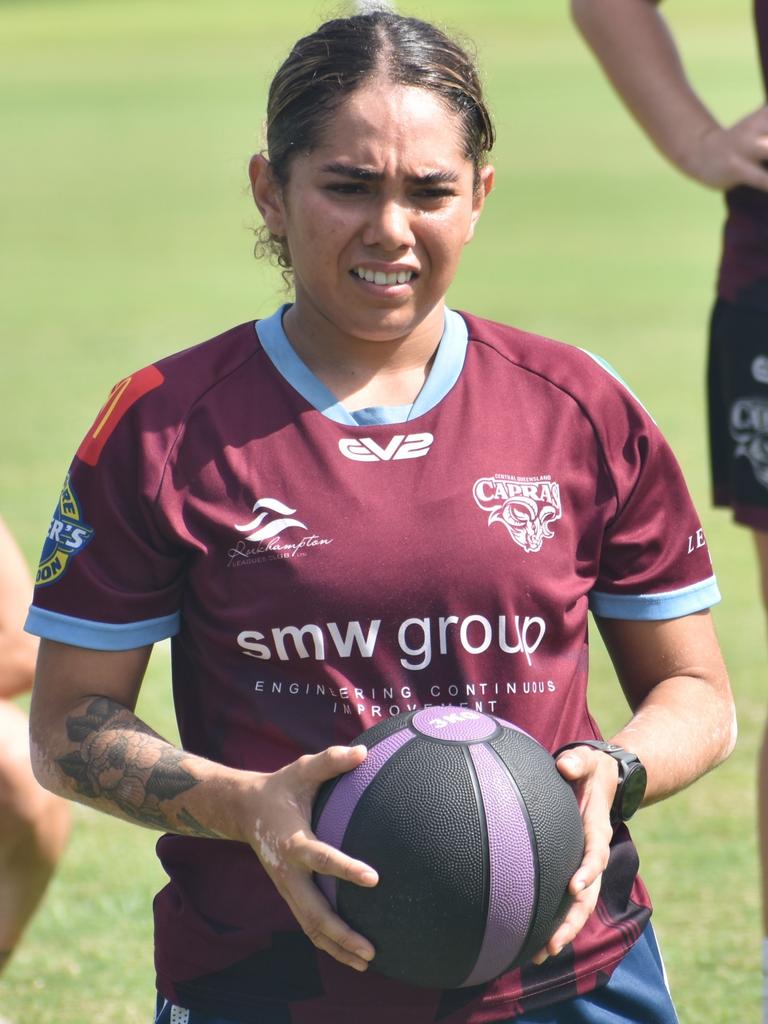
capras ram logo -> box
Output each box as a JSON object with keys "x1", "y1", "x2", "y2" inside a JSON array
[
  {"x1": 339, "y1": 432, "x2": 433, "y2": 462},
  {"x1": 473, "y1": 474, "x2": 562, "y2": 554}
]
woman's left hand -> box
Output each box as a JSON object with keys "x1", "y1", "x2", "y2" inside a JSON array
[{"x1": 530, "y1": 745, "x2": 618, "y2": 965}]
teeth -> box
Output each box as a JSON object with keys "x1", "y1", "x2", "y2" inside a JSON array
[{"x1": 353, "y1": 267, "x2": 413, "y2": 285}]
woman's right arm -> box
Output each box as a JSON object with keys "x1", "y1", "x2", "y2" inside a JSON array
[
  {"x1": 29, "y1": 638, "x2": 378, "y2": 971},
  {"x1": 571, "y1": 0, "x2": 768, "y2": 191}
]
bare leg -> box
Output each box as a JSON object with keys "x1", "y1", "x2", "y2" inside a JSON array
[
  {"x1": 0, "y1": 699, "x2": 70, "y2": 973},
  {"x1": 750, "y1": 531, "x2": 768, "y2": 957}
]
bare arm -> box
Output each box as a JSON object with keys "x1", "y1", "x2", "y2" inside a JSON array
[
  {"x1": 534, "y1": 609, "x2": 735, "y2": 963},
  {"x1": 30, "y1": 640, "x2": 247, "y2": 838},
  {"x1": 597, "y1": 609, "x2": 735, "y2": 799},
  {"x1": 571, "y1": 0, "x2": 768, "y2": 190},
  {"x1": 29, "y1": 639, "x2": 378, "y2": 970},
  {"x1": 0, "y1": 516, "x2": 39, "y2": 699}
]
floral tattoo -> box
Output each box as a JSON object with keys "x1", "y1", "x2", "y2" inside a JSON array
[{"x1": 56, "y1": 697, "x2": 219, "y2": 837}]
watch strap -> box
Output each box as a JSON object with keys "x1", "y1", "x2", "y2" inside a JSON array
[{"x1": 553, "y1": 740, "x2": 645, "y2": 824}]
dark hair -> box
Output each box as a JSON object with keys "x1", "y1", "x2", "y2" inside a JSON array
[{"x1": 254, "y1": 9, "x2": 495, "y2": 273}]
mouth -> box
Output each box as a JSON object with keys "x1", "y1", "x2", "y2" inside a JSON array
[{"x1": 351, "y1": 266, "x2": 416, "y2": 286}]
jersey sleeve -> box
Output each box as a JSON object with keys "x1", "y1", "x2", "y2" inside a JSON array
[
  {"x1": 585, "y1": 357, "x2": 721, "y2": 621},
  {"x1": 25, "y1": 365, "x2": 187, "y2": 650}
]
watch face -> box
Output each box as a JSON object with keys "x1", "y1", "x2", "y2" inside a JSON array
[{"x1": 620, "y1": 763, "x2": 648, "y2": 820}]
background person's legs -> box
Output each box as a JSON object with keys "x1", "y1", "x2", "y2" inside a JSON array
[{"x1": 0, "y1": 698, "x2": 70, "y2": 973}]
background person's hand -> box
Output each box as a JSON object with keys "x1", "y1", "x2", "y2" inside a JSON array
[
  {"x1": 684, "y1": 104, "x2": 768, "y2": 191},
  {"x1": 531, "y1": 745, "x2": 618, "y2": 965},
  {"x1": 246, "y1": 743, "x2": 379, "y2": 971}
]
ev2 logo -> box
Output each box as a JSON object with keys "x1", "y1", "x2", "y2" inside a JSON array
[{"x1": 339, "y1": 432, "x2": 433, "y2": 462}]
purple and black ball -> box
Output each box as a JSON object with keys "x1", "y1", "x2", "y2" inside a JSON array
[{"x1": 312, "y1": 705, "x2": 585, "y2": 989}]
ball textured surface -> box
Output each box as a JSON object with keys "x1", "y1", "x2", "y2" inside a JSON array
[{"x1": 312, "y1": 706, "x2": 584, "y2": 989}]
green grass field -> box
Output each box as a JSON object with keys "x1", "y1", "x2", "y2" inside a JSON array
[{"x1": 0, "y1": 0, "x2": 762, "y2": 1020}]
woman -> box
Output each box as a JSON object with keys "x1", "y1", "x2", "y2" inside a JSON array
[{"x1": 26, "y1": 9, "x2": 735, "y2": 1024}]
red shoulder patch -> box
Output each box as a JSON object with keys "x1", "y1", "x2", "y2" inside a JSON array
[{"x1": 76, "y1": 365, "x2": 164, "y2": 466}]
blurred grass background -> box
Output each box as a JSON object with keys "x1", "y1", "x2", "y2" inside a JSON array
[{"x1": 0, "y1": 0, "x2": 761, "y2": 1020}]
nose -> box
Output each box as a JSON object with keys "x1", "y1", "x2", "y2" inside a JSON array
[{"x1": 362, "y1": 197, "x2": 415, "y2": 252}]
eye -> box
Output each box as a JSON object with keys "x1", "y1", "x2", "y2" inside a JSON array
[
  {"x1": 324, "y1": 182, "x2": 370, "y2": 195},
  {"x1": 413, "y1": 187, "x2": 456, "y2": 202}
]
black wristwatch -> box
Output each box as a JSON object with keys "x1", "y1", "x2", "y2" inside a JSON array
[{"x1": 554, "y1": 740, "x2": 647, "y2": 825}]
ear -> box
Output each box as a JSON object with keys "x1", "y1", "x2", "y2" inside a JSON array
[
  {"x1": 249, "y1": 153, "x2": 287, "y2": 236},
  {"x1": 465, "y1": 164, "x2": 495, "y2": 244}
]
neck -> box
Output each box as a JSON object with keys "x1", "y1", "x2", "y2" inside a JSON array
[{"x1": 281, "y1": 301, "x2": 445, "y2": 410}]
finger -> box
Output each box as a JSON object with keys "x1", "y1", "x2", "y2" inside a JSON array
[
  {"x1": 277, "y1": 870, "x2": 376, "y2": 966},
  {"x1": 748, "y1": 132, "x2": 768, "y2": 158},
  {"x1": 301, "y1": 904, "x2": 375, "y2": 970},
  {"x1": 570, "y1": 818, "x2": 612, "y2": 893},
  {"x1": 530, "y1": 876, "x2": 602, "y2": 965},
  {"x1": 298, "y1": 744, "x2": 369, "y2": 785},
  {"x1": 735, "y1": 159, "x2": 768, "y2": 193},
  {"x1": 300, "y1": 834, "x2": 379, "y2": 886},
  {"x1": 554, "y1": 750, "x2": 589, "y2": 782},
  {"x1": 292, "y1": 906, "x2": 374, "y2": 970},
  {"x1": 738, "y1": 104, "x2": 768, "y2": 132},
  {"x1": 312, "y1": 932, "x2": 372, "y2": 972},
  {"x1": 549, "y1": 879, "x2": 602, "y2": 955}
]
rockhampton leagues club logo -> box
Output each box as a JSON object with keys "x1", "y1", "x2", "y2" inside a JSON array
[
  {"x1": 236, "y1": 497, "x2": 307, "y2": 542},
  {"x1": 228, "y1": 496, "x2": 333, "y2": 566},
  {"x1": 473, "y1": 474, "x2": 562, "y2": 554},
  {"x1": 36, "y1": 476, "x2": 95, "y2": 586},
  {"x1": 731, "y1": 396, "x2": 768, "y2": 491}
]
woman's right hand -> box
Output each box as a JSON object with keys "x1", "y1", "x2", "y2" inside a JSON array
[
  {"x1": 245, "y1": 743, "x2": 379, "y2": 972},
  {"x1": 29, "y1": 638, "x2": 378, "y2": 971}
]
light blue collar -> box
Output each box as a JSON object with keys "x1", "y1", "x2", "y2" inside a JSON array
[{"x1": 255, "y1": 304, "x2": 469, "y2": 426}]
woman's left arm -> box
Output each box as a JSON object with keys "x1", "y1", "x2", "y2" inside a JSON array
[
  {"x1": 596, "y1": 609, "x2": 736, "y2": 800},
  {"x1": 533, "y1": 609, "x2": 736, "y2": 963}
]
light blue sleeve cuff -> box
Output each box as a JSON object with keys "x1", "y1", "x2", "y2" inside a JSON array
[
  {"x1": 589, "y1": 575, "x2": 721, "y2": 621},
  {"x1": 24, "y1": 606, "x2": 181, "y2": 650}
]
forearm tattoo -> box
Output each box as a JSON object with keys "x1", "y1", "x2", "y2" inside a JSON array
[{"x1": 56, "y1": 697, "x2": 221, "y2": 837}]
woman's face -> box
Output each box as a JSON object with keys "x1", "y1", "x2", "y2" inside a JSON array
[{"x1": 251, "y1": 80, "x2": 493, "y2": 350}]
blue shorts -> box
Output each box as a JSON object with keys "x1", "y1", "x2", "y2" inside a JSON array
[{"x1": 153, "y1": 924, "x2": 678, "y2": 1024}]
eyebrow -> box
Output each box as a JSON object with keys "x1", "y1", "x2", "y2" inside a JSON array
[{"x1": 319, "y1": 162, "x2": 461, "y2": 185}]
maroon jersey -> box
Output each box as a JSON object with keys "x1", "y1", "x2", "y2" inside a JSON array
[
  {"x1": 27, "y1": 309, "x2": 718, "y2": 1022},
  {"x1": 716, "y1": 0, "x2": 768, "y2": 308}
]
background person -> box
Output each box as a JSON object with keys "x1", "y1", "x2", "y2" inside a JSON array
[
  {"x1": 0, "y1": 514, "x2": 69, "y2": 977},
  {"x1": 26, "y1": 9, "x2": 734, "y2": 1023},
  {"x1": 569, "y1": 0, "x2": 768, "y2": 1014}
]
